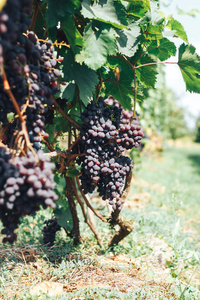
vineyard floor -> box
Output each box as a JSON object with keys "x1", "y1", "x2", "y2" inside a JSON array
[{"x1": 0, "y1": 140, "x2": 200, "y2": 299}]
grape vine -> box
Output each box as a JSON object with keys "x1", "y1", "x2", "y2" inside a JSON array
[{"x1": 0, "y1": 0, "x2": 199, "y2": 246}]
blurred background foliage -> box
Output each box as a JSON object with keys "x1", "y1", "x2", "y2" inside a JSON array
[{"x1": 139, "y1": 67, "x2": 189, "y2": 143}]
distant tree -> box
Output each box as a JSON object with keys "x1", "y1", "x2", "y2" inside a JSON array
[{"x1": 140, "y1": 67, "x2": 188, "y2": 140}]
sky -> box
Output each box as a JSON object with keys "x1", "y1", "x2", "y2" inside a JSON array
[{"x1": 160, "y1": 0, "x2": 200, "y2": 129}]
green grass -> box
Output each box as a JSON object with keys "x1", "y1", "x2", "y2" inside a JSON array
[{"x1": 0, "y1": 143, "x2": 200, "y2": 299}]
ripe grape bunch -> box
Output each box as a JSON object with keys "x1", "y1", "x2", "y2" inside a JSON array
[
  {"x1": 0, "y1": 0, "x2": 61, "y2": 244},
  {"x1": 0, "y1": 0, "x2": 61, "y2": 150},
  {"x1": 0, "y1": 148, "x2": 58, "y2": 243},
  {"x1": 75, "y1": 97, "x2": 144, "y2": 210},
  {"x1": 43, "y1": 218, "x2": 61, "y2": 247}
]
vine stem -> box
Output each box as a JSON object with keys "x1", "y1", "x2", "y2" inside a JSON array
[
  {"x1": 51, "y1": 96, "x2": 81, "y2": 130},
  {"x1": 135, "y1": 61, "x2": 178, "y2": 69},
  {"x1": 2, "y1": 66, "x2": 37, "y2": 157},
  {"x1": 30, "y1": 0, "x2": 40, "y2": 31},
  {"x1": 72, "y1": 178, "x2": 101, "y2": 245},
  {"x1": 76, "y1": 177, "x2": 108, "y2": 223},
  {"x1": 133, "y1": 68, "x2": 137, "y2": 118},
  {"x1": 64, "y1": 174, "x2": 81, "y2": 244},
  {"x1": 2, "y1": 66, "x2": 24, "y2": 123},
  {"x1": 67, "y1": 135, "x2": 80, "y2": 152},
  {"x1": 43, "y1": 151, "x2": 85, "y2": 159}
]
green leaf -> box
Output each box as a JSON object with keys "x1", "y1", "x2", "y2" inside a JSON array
[
  {"x1": 126, "y1": 0, "x2": 150, "y2": 18},
  {"x1": 45, "y1": 124, "x2": 56, "y2": 143},
  {"x1": 55, "y1": 115, "x2": 69, "y2": 133},
  {"x1": 66, "y1": 167, "x2": 80, "y2": 177},
  {"x1": 149, "y1": 2, "x2": 165, "y2": 25},
  {"x1": 145, "y1": 24, "x2": 163, "y2": 40},
  {"x1": 148, "y1": 38, "x2": 176, "y2": 61},
  {"x1": 136, "y1": 54, "x2": 158, "y2": 88},
  {"x1": 54, "y1": 174, "x2": 73, "y2": 231},
  {"x1": 62, "y1": 16, "x2": 83, "y2": 52},
  {"x1": 46, "y1": 0, "x2": 80, "y2": 28},
  {"x1": 178, "y1": 44, "x2": 200, "y2": 93},
  {"x1": 166, "y1": 16, "x2": 188, "y2": 43},
  {"x1": 34, "y1": 1, "x2": 48, "y2": 39},
  {"x1": 54, "y1": 206, "x2": 73, "y2": 231},
  {"x1": 54, "y1": 174, "x2": 66, "y2": 196},
  {"x1": 116, "y1": 23, "x2": 140, "y2": 57},
  {"x1": 81, "y1": 0, "x2": 127, "y2": 29},
  {"x1": 63, "y1": 51, "x2": 99, "y2": 106},
  {"x1": 113, "y1": 0, "x2": 128, "y2": 26},
  {"x1": 76, "y1": 23, "x2": 116, "y2": 70},
  {"x1": 104, "y1": 57, "x2": 134, "y2": 109},
  {"x1": 62, "y1": 82, "x2": 76, "y2": 102}
]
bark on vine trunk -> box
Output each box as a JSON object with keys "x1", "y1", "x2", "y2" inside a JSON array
[{"x1": 64, "y1": 174, "x2": 81, "y2": 245}]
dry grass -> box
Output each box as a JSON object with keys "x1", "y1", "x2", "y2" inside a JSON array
[
  {"x1": 0, "y1": 243, "x2": 179, "y2": 299},
  {"x1": 1, "y1": 145, "x2": 200, "y2": 299}
]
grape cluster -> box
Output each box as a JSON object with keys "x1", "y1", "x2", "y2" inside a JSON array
[
  {"x1": 105, "y1": 96, "x2": 144, "y2": 149},
  {"x1": 117, "y1": 120, "x2": 144, "y2": 149},
  {"x1": 74, "y1": 97, "x2": 144, "y2": 210},
  {"x1": 24, "y1": 32, "x2": 61, "y2": 150},
  {"x1": 0, "y1": 0, "x2": 32, "y2": 125},
  {"x1": 42, "y1": 218, "x2": 61, "y2": 247},
  {"x1": 97, "y1": 156, "x2": 132, "y2": 210},
  {"x1": 0, "y1": 0, "x2": 61, "y2": 151},
  {"x1": 0, "y1": 147, "x2": 58, "y2": 243}
]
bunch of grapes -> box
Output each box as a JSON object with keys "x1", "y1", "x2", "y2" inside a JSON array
[
  {"x1": 74, "y1": 97, "x2": 144, "y2": 210},
  {"x1": 0, "y1": 147, "x2": 58, "y2": 243},
  {"x1": 24, "y1": 32, "x2": 61, "y2": 150},
  {"x1": 42, "y1": 218, "x2": 61, "y2": 247},
  {"x1": 0, "y1": 0, "x2": 61, "y2": 151},
  {"x1": 0, "y1": 0, "x2": 32, "y2": 125},
  {"x1": 0, "y1": 0, "x2": 61, "y2": 244}
]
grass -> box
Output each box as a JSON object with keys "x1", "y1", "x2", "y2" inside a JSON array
[{"x1": 0, "y1": 140, "x2": 200, "y2": 299}]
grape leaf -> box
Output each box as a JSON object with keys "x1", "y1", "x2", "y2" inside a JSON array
[
  {"x1": 166, "y1": 16, "x2": 188, "y2": 43},
  {"x1": 55, "y1": 115, "x2": 69, "y2": 133},
  {"x1": 61, "y1": 82, "x2": 76, "y2": 103},
  {"x1": 46, "y1": 0, "x2": 80, "y2": 28},
  {"x1": 62, "y1": 16, "x2": 83, "y2": 52},
  {"x1": 46, "y1": 124, "x2": 56, "y2": 143},
  {"x1": 148, "y1": 38, "x2": 176, "y2": 61},
  {"x1": 66, "y1": 167, "x2": 80, "y2": 177},
  {"x1": 63, "y1": 51, "x2": 99, "y2": 106},
  {"x1": 145, "y1": 24, "x2": 163, "y2": 40},
  {"x1": 178, "y1": 44, "x2": 200, "y2": 93},
  {"x1": 104, "y1": 57, "x2": 134, "y2": 109},
  {"x1": 81, "y1": 0, "x2": 127, "y2": 29},
  {"x1": 135, "y1": 54, "x2": 158, "y2": 88},
  {"x1": 54, "y1": 174, "x2": 66, "y2": 196},
  {"x1": 54, "y1": 206, "x2": 73, "y2": 231},
  {"x1": 126, "y1": 0, "x2": 150, "y2": 18},
  {"x1": 113, "y1": 0, "x2": 128, "y2": 26},
  {"x1": 54, "y1": 175, "x2": 73, "y2": 231},
  {"x1": 76, "y1": 23, "x2": 116, "y2": 70},
  {"x1": 116, "y1": 23, "x2": 140, "y2": 57}
]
